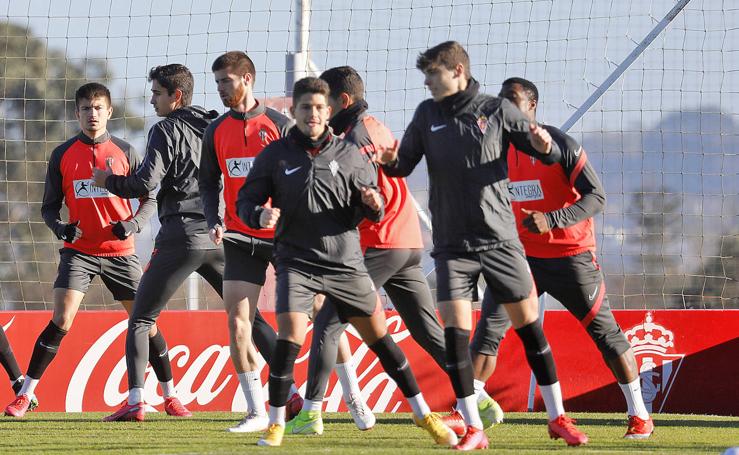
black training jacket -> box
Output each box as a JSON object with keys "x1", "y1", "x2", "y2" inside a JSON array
[
  {"x1": 105, "y1": 105, "x2": 219, "y2": 248},
  {"x1": 382, "y1": 87, "x2": 562, "y2": 254},
  {"x1": 236, "y1": 128, "x2": 383, "y2": 272}
]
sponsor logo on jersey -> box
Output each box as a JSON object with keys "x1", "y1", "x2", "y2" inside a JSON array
[
  {"x1": 73, "y1": 179, "x2": 114, "y2": 199},
  {"x1": 225, "y1": 157, "x2": 255, "y2": 178},
  {"x1": 508, "y1": 179, "x2": 544, "y2": 202},
  {"x1": 625, "y1": 312, "x2": 685, "y2": 413}
]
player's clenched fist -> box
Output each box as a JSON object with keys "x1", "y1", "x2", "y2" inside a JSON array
[
  {"x1": 209, "y1": 225, "x2": 224, "y2": 245},
  {"x1": 259, "y1": 207, "x2": 280, "y2": 228},
  {"x1": 360, "y1": 187, "x2": 383, "y2": 212},
  {"x1": 372, "y1": 139, "x2": 399, "y2": 165},
  {"x1": 528, "y1": 123, "x2": 552, "y2": 154}
]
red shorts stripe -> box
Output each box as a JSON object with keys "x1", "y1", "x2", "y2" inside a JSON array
[{"x1": 580, "y1": 280, "x2": 605, "y2": 328}]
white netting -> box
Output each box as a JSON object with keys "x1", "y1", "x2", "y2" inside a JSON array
[{"x1": 1, "y1": 0, "x2": 736, "y2": 310}]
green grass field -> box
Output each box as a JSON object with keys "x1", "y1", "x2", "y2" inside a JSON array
[{"x1": 1, "y1": 412, "x2": 737, "y2": 454}]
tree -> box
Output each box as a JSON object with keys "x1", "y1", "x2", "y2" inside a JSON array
[{"x1": 0, "y1": 21, "x2": 144, "y2": 308}]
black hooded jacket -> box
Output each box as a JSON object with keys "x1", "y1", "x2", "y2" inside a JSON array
[{"x1": 105, "y1": 105, "x2": 219, "y2": 248}]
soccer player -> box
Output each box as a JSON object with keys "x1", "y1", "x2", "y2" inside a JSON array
[
  {"x1": 92, "y1": 64, "x2": 240, "y2": 420},
  {"x1": 375, "y1": 41, "x2": 588, "y2": 449},
  {"x1": 4, "y1": 82, "x2": 161, "y2": 418},
  {"x1": 467, "y1": 77, "x2": 654, "y2": 439},
  {"x1": 199, "y1": 51, "x2": 300, "y2": 432},
  {"x1": 283, "y1": 66, "x2": 499, "y2": 436},
  {"x1": 236, "y1": 77, "x2": 458, "y2": 448},
  {"x1": 0, "y1": 328, "x2": 38, "y2": 410}
]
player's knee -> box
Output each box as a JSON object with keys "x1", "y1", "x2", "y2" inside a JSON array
[{"x1": 51, "y1": 313, "x2": 75, "y2": 332}]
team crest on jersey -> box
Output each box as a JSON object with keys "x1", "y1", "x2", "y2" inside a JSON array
[
  {"x1": 329, "y1": 159, "x2": 339, "y2": 176},
  {"x1": 259, "y1": 128, "x2": 269, "y2": 145},
  {"x1": 73, "y1": 179, "x2": 114, "y2": 199},
  {"x1": 225, "y1": 157, "x2": 255, "y2": 178},
  {"x1": 477, "y1": 115, "x2": 488, "y2": 134},
  {"x1": 625, "y1": 312, "x2": 685, "y2": 413},
  {"x1": 508, "y1": 180, "x2": 544, "y2": 202}
]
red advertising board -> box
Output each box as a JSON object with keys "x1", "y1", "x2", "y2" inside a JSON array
[{"x1": 1, "y1": 310, "x2": 737, "y2": 415}]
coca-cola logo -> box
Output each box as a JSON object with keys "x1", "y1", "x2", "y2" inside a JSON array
[{"x1": 65, "y1": 315, "x2": 415, "y2": 412}]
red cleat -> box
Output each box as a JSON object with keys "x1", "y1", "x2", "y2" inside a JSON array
[
  {"x1": 286, "y1": 392, "x2": 304, "y2": 421},
  {"x1": 164, "y1": 396, "x2": 192, "y2": 417},
  {"x1": 4, "y1": 394, "x2": 31, "y2": 418},
  {"x1": 454, "y1": 426, "x2": 489, "y2": 451},
  {"x1": 103, "y1": 402, "x2": 145, "y2": 422},
  {"x1": 624, "y1": 415, "x2": 654, "y2": 439},
  {"x1": 442, "y1": 410, "x2": 467, "y2": 437},
  {"x1": 548, "y1": 415, "x2": 588, "y2": 446}
]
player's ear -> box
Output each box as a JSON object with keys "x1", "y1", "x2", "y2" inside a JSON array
[
  {"x1": 341, "y1": 92, "x2": 351, "y2": 109},
  {"x1": 454, "y1": 62, "x2": 465, "y2": 79},
  {"x1": 174, "y1": 88, "x2": 184, "y2": 107},
  {"x1": 289, "y1": 105, "x2": 295, "y2": 118}
]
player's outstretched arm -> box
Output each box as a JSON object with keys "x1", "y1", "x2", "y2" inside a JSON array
[
  {"x1": 500, "y1": 97, "x2": 561, "y2": 164},
  {"x1": 380, "y1": 107, "x2": 426, "y2": 178}
]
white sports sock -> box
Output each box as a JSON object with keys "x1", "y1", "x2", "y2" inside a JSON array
[
  {"x1": 336, "y1": 362, "x2": 361, "y2": 400},
  {"x1": 457, "y1": 395, "x2": 484, "y2": 429},
  {"x1": 473, "y1": 379, "x2": 491, "y2": 404},
  {"x1": 540, "y1": 382, "x2": 565, "y2": 421},
  {"x1": 128, "y1": 387, "x2": 144, "y2": 405},
  {"x1": 289, "y1": 383, "x2": 299, "y2": 397},
  {"x1": 268, "y1": 405, "x2": 286, "y2": 426},
  {"x1": 619, "y1": 378, "x2": 650, "y2": 420},
  {"x1": 19, "y1": 377, "x2": 38, "y2": 397},
  {"x1": 302, "y1": 398, "x2": 323, "y2": 413},
  {"x1": 407, "y1": 393, "x2": 431, "y2": 419},
  {"x1": 239, "y1": 370, "x2": 266, "y2": 416},
  {"x1": 160, "y1": 380, "x2": 175, "y2": 398}
]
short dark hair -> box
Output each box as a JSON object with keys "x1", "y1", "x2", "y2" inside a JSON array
[
  {"x1": 319, "y1": 66, "x2": 364, "y2": 101},
  {"x1": 416, "y1": 41, "x2": 471, "y2": 79},
  {"x1": 502, "y1": 77, "x2": 539, "y2": 103},
  {"x1": 292, "y1": 77, "x2": 330, "y2": 104},
  {"x1": 75, "y1": 82, "x2": 111, "y2": 108},
  {"x1": 148, "y1": 64, "x2": 194, "y2": 106},
  {"x1": 211, "y1": 51, "x2": 256, "y2": 83}
]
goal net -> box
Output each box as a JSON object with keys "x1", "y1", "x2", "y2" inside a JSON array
[{"x1": 1, "y1": 0, "x2": 736, "y2": 311}]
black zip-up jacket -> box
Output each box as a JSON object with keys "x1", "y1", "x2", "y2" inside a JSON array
[
  {"x1": 382, "y1": 80, "x2": 562, "y2": 254},
  {"x1": 236, "y1": 127, "x2": 383, "y2": 273},
  {"x1": 105, "y1": 105, "x2": 219, "y2": 248}
]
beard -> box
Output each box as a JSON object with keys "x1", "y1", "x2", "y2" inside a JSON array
[{"x1": 223, "y1": 83, "x2": 247, "y2": 108}]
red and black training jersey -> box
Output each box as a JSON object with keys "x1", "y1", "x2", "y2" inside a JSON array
[
  {"x1": 41, "y1": 131, "x2": 156, "y2": 256},
  {"x1": 199, "y1": 102, "x2": 291, "y2": 238},
  {"x1": 341, "y1": 112, "x2": 423, "y2": 249},
  {"x1": 507, "y1": 125, "x2": 605, "y2": 258}
]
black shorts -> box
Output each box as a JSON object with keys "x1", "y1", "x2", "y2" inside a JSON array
[
  {"x1": 53, "y1": 248, "x2": 141, "y2": 301},
  {"x1": 275, "y1": 265, "x2": 378, "y2": 322},
  {"x1": 435, "y1": 241, "x2": 533, "y2": 303},
  {"x1": 222, "y1": 231, "x2": 273, "y2": 284},
  {"x1": 471, "y1": 251, "x2": 630, "y2": 360}
]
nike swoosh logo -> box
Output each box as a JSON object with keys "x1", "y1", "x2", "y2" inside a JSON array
[
  {"x1": 430, "y1": 124, "x2": 447, "y2": 132},
  {"x1": 588, "y1": 285, "x2": 599, "y2": 301},
  {"x1": 291, "y1": 420, "x2": 317, "y2": 434},
  {"x1": 284, "y1": 166, "x2": 302, "y2": 175}
]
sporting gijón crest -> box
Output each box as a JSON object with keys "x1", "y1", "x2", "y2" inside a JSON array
[{"x1": 625, "y1": 312, "x2": 685, "y2": 413}]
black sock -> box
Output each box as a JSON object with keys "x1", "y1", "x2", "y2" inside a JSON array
[
  {"x1": 148, "y1": 331, "x2": 173, "y2": 383},
  {"x1": 27, "y1": 321, "x2": 67, "y2": 379},
  {"x1": 268, "y1": 340, "x2": 301, "y2": 407},
  {"x1": 444, "y1": 327, "x2": 475, "y2": 398},
  {"x1": 0, "y1": 329, "x2": 22, "y2": 382},
  {"x1": 515, "y1": 321, "x2": 558, "y2": 386},
  {"x1": 368, "y1": 334, "x2": 420, "y2": 398}
]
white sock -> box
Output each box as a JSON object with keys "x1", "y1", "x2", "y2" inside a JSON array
[
  {"x1": 128, "y1": 387, "x2": 144, "y2": 405},
  {"x1": 268, "y1": 405, "x2": 286, "y2": 426},
  {"x1": 407, "y1": 393, "x2": 431, "y2": 419},
  {"x1": 540, "y1": 382, "x2": 565, "y2": 421},
  {"x1": 336, "y1": 362, "x2": 361, "y2": 400},
  {"x1": 289, "y1": 383, "x2": 299, "y2": 397},
  {"x1": 457, "y1": 395, "x2": 484, "y2": 429},
  {"x1": 239, "y1": 370, "x2": 266, "y2": 416},
  {"x1": 302, "y1": 398, "x2": 323, "y2": 413},
  {"x1": 160, "y1": 380, "x2": 175, "y2": 398},
  {"x1": 19, "y1": 377, "x2": 38, "y2": 397},
  {"x1": 473, "y1": 379, "x2": 491, "y2": 404},
  {"x1": 619, "y1": 378, "x2": 650, "y2": 420}
]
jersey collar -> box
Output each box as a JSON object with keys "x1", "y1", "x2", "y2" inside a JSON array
[{"x1": 77, "y1": 131, "x2": 111, "y2": 145}]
